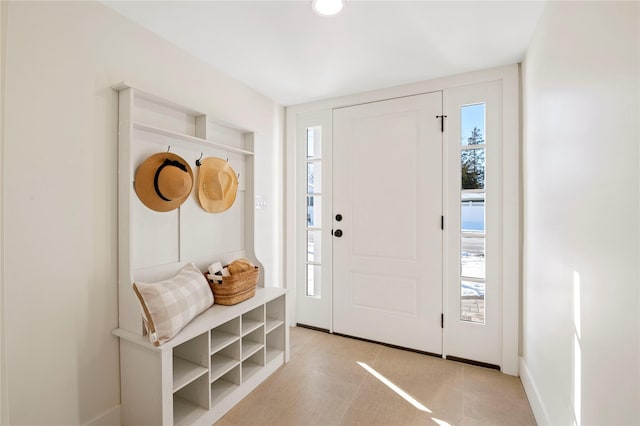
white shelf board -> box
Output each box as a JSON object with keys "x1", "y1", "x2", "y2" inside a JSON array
[
  {"x1": 113, "y1": 82, "x2": 206, "y2": 117},
  {"x1": 173, "y1": 357, "x2": 208, "y2": 393},
  {"x1": 266, "y1": 348, "x2": 284, "y2": 365},
  {"x1": 241, "y1": 341, "x2": 264, "y2": 361},
  {"x1": 173, "y1": 395, "x2": 207, "y2": 426},
  {"x1": 265, "y1": 318, "x2": 284, "y2": 334},
  {"x1": 241, "y1": 319, "x2": 264, "y2": 336},
  {"x1": 211, "y1": 380, "x2": 238, "y2": 406},
  {"x1": 210, "y1": 355, "x2": 240, "y2": 383},
  {"x1": 113, "y1": 288, "x2": 287, "y2": 350},
  {"x1": 242, "y1": 361, "x2": 263, "y2": 382},
  {"x1": 133, "y1": 122, "x2": 254, "y2": 155},
  {"x1": 210, "y1": 331, "x2": 239, "y2": 354}
]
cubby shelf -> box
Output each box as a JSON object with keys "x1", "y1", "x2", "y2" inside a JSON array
[
  {"x1": 242, "y1": 361, "x2": 263, "y2": 382},
  {"x1": 173, "y1": 396, "x2": 207, "y2": 426},
  {"x1": 211, "y1": 380, "x2": 238, "y2": 406},
  {"x1": 173, "y1": 357, "x2": 208, "y2": 393},
  {"x1": 266, "y1": 318, "x2": 285, "y2": 334},
  {"x1": 241, "y1": 318, "x2": 263, "y2": 336},
  {"x1": 210, "y1": 355, "x2": 240, "y2": 382},
  {"x1": 133, "y1": 122, "x2": 254, "y2": 156},
  {"x1": 210, "y1": 332, "x2": 239, "y2": 354},
  {"x1": 241, "y1": 341, "x2": 264, "y2": 361},
  {"x1": 266, "y1": 348, "x2": 285, "y2": 365}
]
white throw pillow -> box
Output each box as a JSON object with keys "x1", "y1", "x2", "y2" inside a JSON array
[{"x1": 133, "y1": 263, "x2": 214, "y2": 346}]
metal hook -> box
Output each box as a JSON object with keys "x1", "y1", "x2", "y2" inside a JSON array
[
  {"x1": 167, "y1": 145, "x2": 171, "y2": 153},
  {"x1": 196, "y1": 152, "x2": 203, "y2": 167},
  {"x1": 237, "y1": 173, "x2": 240, "y2": 181}
]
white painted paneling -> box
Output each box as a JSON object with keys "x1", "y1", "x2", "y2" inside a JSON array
[
  {"x1": 134, "y1": 95, "x2": 198, "y2": 136},
  {"x1": 180, "y1": 194, "x2": 245, "y2": 261},
  {"x1": 522, "y1": 2, "x2": 639, "y2": 425}
]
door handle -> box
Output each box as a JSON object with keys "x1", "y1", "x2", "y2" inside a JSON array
[{"x1": 334, "y1": 229, "x2": 343, "y2": 238}]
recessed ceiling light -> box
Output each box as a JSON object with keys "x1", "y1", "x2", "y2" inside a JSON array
[{"x1": 312, "y1": 0, "x2": 344, "y2": 16}]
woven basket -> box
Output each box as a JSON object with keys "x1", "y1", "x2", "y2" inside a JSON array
[{"x1": 207, "y1": 266, "x2": 259, "y2": 305}]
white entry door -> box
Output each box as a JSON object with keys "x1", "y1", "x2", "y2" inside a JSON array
[{"x1": 332, "y1": 92, "x2": 443, "y2": 354}]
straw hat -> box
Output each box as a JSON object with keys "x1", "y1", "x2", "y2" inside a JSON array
[
  {"x1": 134, "y1": 152, "x2": 193, "y2": 212},
  {"x1": 198, "y1": 157, "x2": 238, "y2": 213}
]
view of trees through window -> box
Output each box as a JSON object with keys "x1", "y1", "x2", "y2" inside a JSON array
[{"x1": 461, "y1": 127, "x2": 485, "y2": 190}]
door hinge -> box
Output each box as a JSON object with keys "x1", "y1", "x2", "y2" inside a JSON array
[
  {"x1": 441, "y1": 313, "x2": 444, "y2": 329},
  {"x1": 436, "y1": 115, "x2": 447, "y2": 132},
  {"x1": 441, "y1": 216, "x2": 444, "y2": 230}
]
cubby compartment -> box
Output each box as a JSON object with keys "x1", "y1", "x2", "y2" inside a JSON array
[
  {"x1": 242, "y1": 348, "x2": 265, "y2": 383},
  {"x1": 173, "y1": 374, "x2": 209, "y2": 426},
  {"x1": 266, "y1": 323, "x2": 285, "y2": 365},
  {"x1": 242, "y1": 305, "x2": 264, "y2": 336},
  {"x1": 266, "y1": 296, "x2": 285, "y2": 333},
  {"x1": 211, "y1": 317, "x2": 241, "y2": 354},
  {"x1": 211, "y1": 365, "x2": 241, "y2": 407},
  {"x1": 173, "y1": 332, "x2": 209, "y2": 392},
  {"x1": 242, "y1": 325, "x2": 265, "y2": 361},
  {"x1": 210, "y1": 340, "x2": 241, "y2": 383}
]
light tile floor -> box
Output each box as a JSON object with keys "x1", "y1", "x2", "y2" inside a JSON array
[{"x1": 216, "y1": 327, "x2": 536, "y2": 426}]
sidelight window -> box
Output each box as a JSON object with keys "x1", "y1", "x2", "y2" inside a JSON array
[
  {"x1": 306, "y1": 126, "x2": 322, "y2": 297},
  {"x1": 459, "y1": 103, "x2": 486, "y2": 324}
]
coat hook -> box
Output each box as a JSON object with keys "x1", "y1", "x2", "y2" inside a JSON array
[
  {"x1": 167, "y1": 145, "x2": 171, "y2": 153},
  {"x1": 237, "y1": 173, "x2": 240, "y2": 181},
  {"x1": 196, "y1": 152, "x2": 203, "y2": 167}
]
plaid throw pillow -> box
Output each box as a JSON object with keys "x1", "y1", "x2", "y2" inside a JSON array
[{"x1": 133, "y1": 263, "x2": 214, "y2": 346}]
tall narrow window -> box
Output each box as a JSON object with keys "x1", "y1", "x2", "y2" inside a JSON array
[
  {"x1": 306, "y1": 126, "x2": 322, "y2": 297},
  {"x1": 460, "y1": 103, "x2": 486, "y2": 324}
]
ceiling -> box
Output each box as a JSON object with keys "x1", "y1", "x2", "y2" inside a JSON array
[{"x1": 104, "y1": 1, "x2": 546, "y2": 106}]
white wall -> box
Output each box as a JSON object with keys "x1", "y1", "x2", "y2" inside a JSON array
[
  {"x1": 1, "y1": 2, "x2": 283, "y2": 425},
  {"x1": 521, "y1": 2, "x2": 639, "y2": 425}
]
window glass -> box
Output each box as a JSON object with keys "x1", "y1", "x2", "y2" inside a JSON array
[
  {"x1": 461, "y1": 237, "x2": 485, "y2": 279},
  {"x1": 307, "y1": 162, "x2": 322, "y2": 194},
  {"x1": 306, "y1": 264, "x2": 321, "y2": 297},
  {"x1": 460, "y1": 280, "x2": 485, "y2": 324},
  {"x1": 461, "y1": 192, "x2": 485, "y2": 233},
  {"x1": 307, "y1": 126, "x2": 321, "y2": 159},
  {"x1": 306, "y1": 196, "x2": 322, "y2": 227},
  {"x1": 460, "y1": 103, "x2": 486, "y2": 324},
  {"x1": 460, "y1": 104, "x2": 485, "y2": 146},
  {"x1": 307, "y1": 230, "x2": 322, "y2": 263},
  {"x1": 461, "y1": 148, "x2": 485, "y2": 190}
]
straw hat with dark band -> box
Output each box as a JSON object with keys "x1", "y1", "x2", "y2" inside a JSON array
[
  {"x1": 198, "y1": 157, "x2": 238, "y2": 213},
  {"x1": 134, "y1": 152, "x2": 194, "y2": 212}
]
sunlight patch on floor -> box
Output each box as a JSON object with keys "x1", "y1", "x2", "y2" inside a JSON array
[
  {"x1": 356, "y1": 361, "x2": 453, "y2": 426},
  {"x1": 356, "y1": 361, "x2": 432, "y2": 413}
]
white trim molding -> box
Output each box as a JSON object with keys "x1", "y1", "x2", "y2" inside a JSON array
[{"x1": 519, "y1": 357, "x2": 551, "y2": 425}]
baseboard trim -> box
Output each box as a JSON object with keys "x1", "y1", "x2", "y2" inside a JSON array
[
  {"x1": 83, "y1": 405, "x2": 121, "y2": 426},
  {"x1": 519, "y1": 356, "x2": 551, "y2": 426},
  {"x1": 296, "y1": 323, "x2": 330, "y2": 333},
  {"x1": 332, "y1": 332, "x2": 442, "y2": 359},
  {"x1": 446, "y1": 355, "x2": 501, "y2": 371}
]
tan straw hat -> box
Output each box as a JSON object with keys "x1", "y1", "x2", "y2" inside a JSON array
[
  {"x1": 198, "y1": 157, "x2": 239, "y2": 213},
  {"x1": 134, "y1": 152, "x2": 194, "y2": 212}
]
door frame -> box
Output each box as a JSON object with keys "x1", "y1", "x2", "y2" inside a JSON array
[{"x1": 285, "y1": 64, "x2": 521, "y2": 375}]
